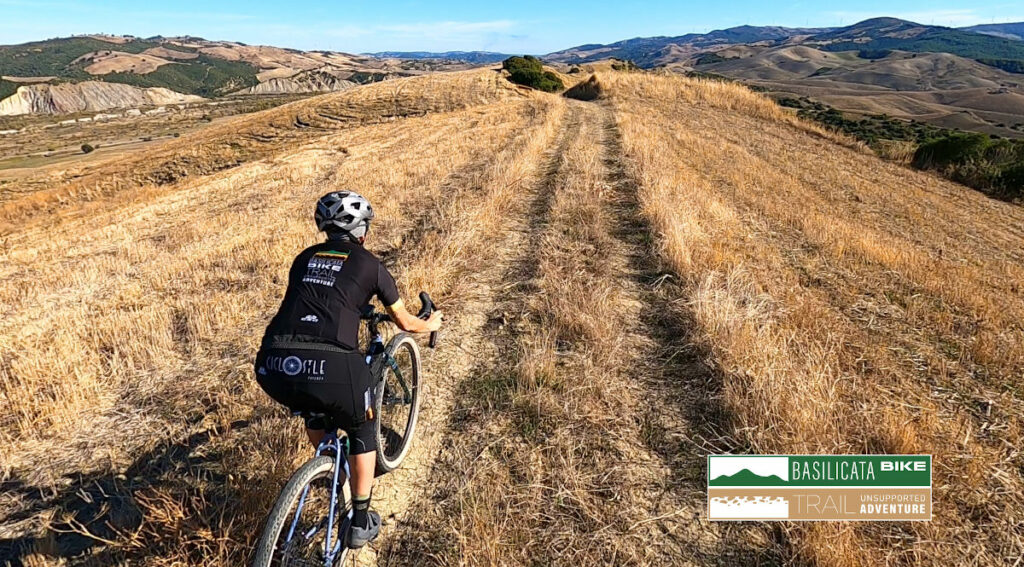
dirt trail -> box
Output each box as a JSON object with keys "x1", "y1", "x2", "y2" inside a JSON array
[
  {"x1": 6, "y1": 70, "x2": 1022, "y2": 566},
  {"x1": 342, "y1": 101, "x2": 578, "y2": 565},
  {"x1": 375, "y1": 100, "x2": 775, "y2": 565}
]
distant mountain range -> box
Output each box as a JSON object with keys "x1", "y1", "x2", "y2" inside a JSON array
[
  {"x1": 367, "y1": 51, "x2": 512, "y2": 64},
  {"x1": 545, "y1": 17, "x2": 1024, "y2": 72},
  {"x1": 545, "y1": 25, "x2": 831, "y2": 67},
  {"x1": 3, "y1": 17, "x2": 1024, "y2": 124}
]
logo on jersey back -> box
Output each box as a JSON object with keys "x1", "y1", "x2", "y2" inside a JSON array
[
  {"x1": 265, "y1": 354, "x2": 328, "y2": 381},
  {"x1": 303, "y1": 250, "x2": 349, "y2": 286},
  {"x1": 300, "y1": 314, "x2": 319, "y2": 323}
]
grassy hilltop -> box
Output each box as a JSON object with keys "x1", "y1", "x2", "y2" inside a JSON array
[{"x1": 1, "y1": 67, "x2": 1023, "y2": 566}]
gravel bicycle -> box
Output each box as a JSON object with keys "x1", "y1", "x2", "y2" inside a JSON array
[{"x1": 252, "y1": 293, "x2": 437, "y2": 567}]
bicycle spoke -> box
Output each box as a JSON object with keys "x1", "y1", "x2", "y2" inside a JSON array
[{"x1": 275, "y1": 473, "x2": 335, "y2": 567}]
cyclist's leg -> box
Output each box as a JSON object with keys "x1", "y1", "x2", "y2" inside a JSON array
[
  {"x1": 347, "y1": 418, "x2": 377, "y2": 495},
  {"x1": 326, "y1": 353, "x2": 379, "y2": 548},
  {"x1": 301, "y1": 411, "x2": 334, "y2": 448},
  {"x1": 343, "y1": 425, "x2": 379, "y2": 548}
]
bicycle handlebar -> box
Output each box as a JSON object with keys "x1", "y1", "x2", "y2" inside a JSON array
[
  {"x1": 417, "y1": 291, "x2": 438, "y2": 348},
  {"x1": 361, "y1": 291, "x2": 439, "y2": 348}
]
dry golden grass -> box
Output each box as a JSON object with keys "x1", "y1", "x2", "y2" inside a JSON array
[
  {"x1": 605, "y1": 71, "x2": 1024, "y2": 565},
  {"x1": 875, "y1": 139, "x2": 918, "y2": 165},
  {"x1": 382, "y1": 99, "x2": 775, "y2": 566},
  {"x1": 80, "y1": 51, "x2": 172, "y2": 75},
  {"x1": 2, "y1": 67, "x2": 1023, "y2": 567},
  {"x1": 0, "y1": 69, "x2": 559, "y2": 564}
]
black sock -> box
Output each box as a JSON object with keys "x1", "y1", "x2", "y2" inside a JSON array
[{"x1": 352, "y1": 495, "x2": 371, "y2": 528}]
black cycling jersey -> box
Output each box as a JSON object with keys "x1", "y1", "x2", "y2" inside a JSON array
[{"x1": 262, "y1": 239, "x2": 400, "y2": 350}]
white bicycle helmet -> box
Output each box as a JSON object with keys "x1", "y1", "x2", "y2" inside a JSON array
[{"x1": 315, "y1": 191, "x2": 374, "y2": 239}]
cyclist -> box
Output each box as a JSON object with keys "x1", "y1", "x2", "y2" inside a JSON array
[{"x1": 254, "y1": 191, "x2": 443, "y2": 549}]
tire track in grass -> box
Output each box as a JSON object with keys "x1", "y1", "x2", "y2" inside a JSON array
[
  {"x1": 374, "y1": 102, "x2": 586, "y2": 565},
  {"x1": 595, "y1": 103, "x2": 782, "y2": 564},
  {"x1": 340, "y1": 98, "x2": 573, "y2": 566}
]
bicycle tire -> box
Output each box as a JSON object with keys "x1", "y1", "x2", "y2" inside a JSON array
[
  {"x1": 372, "y1": 333, "x2": 422, "y2": 473},
  {"x1": 252, "y1": 455, "x2": 350, "y2": 567}
]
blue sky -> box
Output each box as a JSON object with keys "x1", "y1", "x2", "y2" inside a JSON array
[{"x1": 2, "y1": 1, "x2": 1023, "y2": 53}]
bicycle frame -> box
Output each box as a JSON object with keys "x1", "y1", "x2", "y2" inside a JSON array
[
  {"x1": 283, "y1": 432, "x2": 352, "y2": 566},
  {"x1": 364, "y1": 311, "x2": 414, "y2": 405},
  {"x1": 381, "y1": 354, "x2": 412, "y2": 403}
]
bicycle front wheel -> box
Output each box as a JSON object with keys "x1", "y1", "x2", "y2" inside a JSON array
[
  {"x1": 252, "y1": 455, "x2": 351, "y2": 567},
  {"x1": 374, "y1": 333, "x2": 422, "y2": 473}
]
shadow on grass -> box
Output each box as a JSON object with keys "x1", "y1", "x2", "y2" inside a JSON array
[{"x1": 0, "y1": 418, "x2": 253, "y2": 566}]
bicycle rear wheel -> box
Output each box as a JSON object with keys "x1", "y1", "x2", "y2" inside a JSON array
[
  {"x1": 252, "y1": 455, "x2": 351, "y2": 567},
  {"x1": 373, "y1": 334, "x2": 422, "y2": 473}
]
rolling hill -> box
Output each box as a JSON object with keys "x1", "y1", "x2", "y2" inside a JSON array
[
  {"x1": 697, "y1": 46, "x2": 1021, "y2": 90},
  {"x1": 545, "y1": 25, "x2": 831, "y2": 67},
  {"x1": 0, "y1": 35, "x2": 475, "y2": 115},
  {"x1": 0, "y1": 36, "x2": 260, "y2": 96},
  {"x1": 807, "y1": 18, "x2": 1024, "y2": 73},
  {"x1": 694, "y1": 46, "x2": 1024, "y2": 137},
  {"x1": 546, "y1": 18, "x2": 1024, "y2": 138},
  {"x1": 547, "y1": 18, "x2": 1024, "y2": 71}
]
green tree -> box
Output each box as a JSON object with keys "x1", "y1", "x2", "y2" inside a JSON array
[{"x1": 502, "y1": 56, "x2": 564, "y2": 93}]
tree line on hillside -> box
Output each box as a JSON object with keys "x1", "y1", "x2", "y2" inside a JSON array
[
  {"x1": 781, "y1": 97, "x2": 1024, "y2": 201},
  {"x1": 0, "y1": 37, "x2": 259, "y2": 97},
  {"x1": 100, "y1": 55, "x2": 259, "y2": 97}
]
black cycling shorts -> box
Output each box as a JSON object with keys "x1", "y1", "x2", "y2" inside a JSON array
[{"x1": 255, "y1": 347, "x2": 377, "y2": 454}]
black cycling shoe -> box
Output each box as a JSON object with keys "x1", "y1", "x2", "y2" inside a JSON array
[{"x1": 346, "y1": 510, "x2": 381, "y2": 549}]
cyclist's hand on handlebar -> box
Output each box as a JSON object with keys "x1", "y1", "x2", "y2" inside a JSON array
[
  {"x1": 385, "y1": 299, "x2": 440, "y2": 334},
  {"x1": 425, "y1": 310, "x2": 443, "y2": 332}
]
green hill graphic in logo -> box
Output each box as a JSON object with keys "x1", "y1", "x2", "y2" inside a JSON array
[
  {"x1": 708, "y1": 455, "x2": 789, "y2": 487},
  {"x1": 710, "y1": 468, "x2": 787, "y2": 486}
]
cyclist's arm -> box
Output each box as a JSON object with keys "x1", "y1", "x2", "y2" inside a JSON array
[{"x1": 385, "y1": 299, "x2": 443, "y2": 333}]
